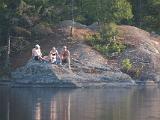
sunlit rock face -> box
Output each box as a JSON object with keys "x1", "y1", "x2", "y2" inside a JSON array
[
  {"x1": 118, "y1": 25, "x2": 160, "y2": 82},
  {"x1": 88, "y1": 23, "x2": 160, "y2": 82}
]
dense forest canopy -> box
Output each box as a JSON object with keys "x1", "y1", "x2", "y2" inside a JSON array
[
  {"x1": 0, "y1": 0, "x2": 160, "y2": 64},
  {"x1": 128, "y1": 0, "x2": 160, "y2": 32}
]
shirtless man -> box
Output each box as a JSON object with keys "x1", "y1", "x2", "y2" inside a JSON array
[
  {"x1": 60, "y1": 46, "x2": 71, "y2": 69},
  {"x1": 32, "y1": 44, "x2": 43, "y2": 61}
]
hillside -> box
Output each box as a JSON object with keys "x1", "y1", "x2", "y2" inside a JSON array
[
  {"x1": 0, "y1": 0, "x2": 160, "y2": 85},
  {"x1": 8, "y1": 21, "x2": 160, "y2": 83}
]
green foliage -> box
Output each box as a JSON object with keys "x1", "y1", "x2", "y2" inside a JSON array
[
  {"x1": 98, "y1": 22, "x2": 125, "y2": 55},
  {"x1": 88, "y1": 22, "x2": 119, "y2": 47},
  {"x1": 111, "y1": 0, "x2": 133, "y2": 23},
  {"x1": 81, "y1": 0, "x2": 133, "y2": 24},
  {"x1": 86, "y1": 34, "x2": 106, "y2": 54},
  {"x1": 94, "y1": 45, "x2": 107, "y2": 54},
  {"x1": 134, "y1": 65, "x2": 143, "y2": 78},
  {"x1": 42, "y1": 50, "x2": 48, "y2": 56},
  {"x1": 123, "y1": 67, "x2": 142, "y2": 79},
  {"x1": 0, "y1": 0, "x2": 160, "y2": 68},
  {"x1": 135, "y1": 68, "x2": 141, "y2": 78},
  {"x1": 129, "y1": 0, "x2": 160, "y2": 33},
  {"x1": 100, "y1": 22, "x2": 118, "y2": 42},
  {"x1": 75, "y1": 15, "x2": 86, "y2": 24},
  {"x1": 122, "y1": 58, "x2": 132, "y2": 72},
  {"x1": 106, "y1": 42, "x2": 126, "y2": 53},
  {"x1": 87, "y1": 32, "x2": 126, "y2": 56},
  {"x1": 86, "y1": 34, "x2": 101, "y2": 45},
  {"x1": 0, "y1": 2, "x2": 7, "y2": 9},
  {"x1": 145, "y1": 0, "x2": 160, "y2": 33}
]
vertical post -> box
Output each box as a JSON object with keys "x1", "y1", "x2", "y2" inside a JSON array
[
  {"x1": 68, "y1": 95, "x2": 71, "y2": 120},
  {"x1": 139, "y1": 0, "x2": 142, "y2": 28},
  {"x1": 7, "y1": 35, "x2": 11, "y2": 60},
  {"x1": 81, "y1": 0, "x2": 83, "y2": 11},
  {"x1": 70, "y1": 0, "x2": 74, "y2": 37},
  {"x1": 5, "y1": 34, "x2": 11, "y2": 76},
  {"x1": 7, "y1": 99, "x2": 10, "y2": 120}
]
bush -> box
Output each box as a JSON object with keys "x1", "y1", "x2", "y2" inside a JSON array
[
  {"x1": 86, "y1": 34, "x2": 100, "y2": 43},
  {"x1": 122, "y1": 58, "x2": 132, "y2": 72},
  {"x1": 75, "y1": 15, "x2": 86, "y2": 24},
  {"x1": 94, "y1": 44, "x2": 107, "y2": 54},
  {"x1": 42, "y1": 50, "x2": 48, "y2": 56},
  {"x1": 86, "y1": 34, "x2": 126, "y2": 57},
  {"x1": 86, "y1": 34, "x2": 107, "y2": 54},
  {"x1": 100, "y1": 22, "x2": 118, "y2": 43},
  {"x1": 106, "y1": 42, "x2": 126, "y2": 54}
]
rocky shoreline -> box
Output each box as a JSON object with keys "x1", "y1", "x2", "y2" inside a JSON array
[
  {"x1": 0, "y1": 42, "x2": 136, "y2": 88},
  {"x1": 1, "y1": 21, "x2": 160, "y2": 87},
  {"x1": 9, "y1": 59, "x2": 135, "y2": 87}
]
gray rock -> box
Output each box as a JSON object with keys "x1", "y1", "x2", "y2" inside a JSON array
[
  {"x1": 118, "y1": 25, "x2": 160, "y2": 81},
  {"x1": 11, "y1": 43, "x2": 135, "y2": 88}
]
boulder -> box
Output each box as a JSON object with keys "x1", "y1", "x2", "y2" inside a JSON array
[
  {"x1": 118, "y1": 25, "x2": 160, "y2": 82},
  {"x1": 88, "y1": 22, "x2": 100, "y2": 31}
]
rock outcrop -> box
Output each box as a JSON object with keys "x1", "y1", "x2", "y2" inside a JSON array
[
  {"x1": 88, "y1": 23, "x2": 160, "y2": 82},
  {"x1": 3, "y1": 21, "x2": 160, "y2": 87},
  {"x1": 118, "y1": 25, "x2": 160, "y2": 82},
  {"x1": 11, "y1": 42, "x2": 134, "y2": 87}
]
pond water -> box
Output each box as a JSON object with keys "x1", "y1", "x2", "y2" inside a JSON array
[{"x1": 0, "y1": 86, "x2": 160, "y2": 120}]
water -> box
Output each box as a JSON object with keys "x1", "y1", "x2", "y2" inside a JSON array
[{"x1": 0, "y1": 87, "x2": 160, "y2": 120}]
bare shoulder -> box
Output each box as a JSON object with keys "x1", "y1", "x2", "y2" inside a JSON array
[{"x1": 32, "y1": 48, "x2": 36, "y2": 51}]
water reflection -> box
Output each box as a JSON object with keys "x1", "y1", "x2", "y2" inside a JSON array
[
  {"x1": 50, "y1": 98, "x2": 57, "y2": 120},
  {"x1": 35, "y1": 101, "x2": 41, "y2": 120},
  {"x1": 0, "y1": 87, "x2": 160, "y2": 120}
]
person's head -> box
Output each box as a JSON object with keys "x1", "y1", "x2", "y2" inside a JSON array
[
  {"x1": 51, "y1": 47, "x2": 57, "y2": 53},
  {"x1": 63, "y1": 46, "x2": 67, "y2": 51},
  {"x1": 35, "y1": 44, "x2": 40, "y2": 49},
  {"x1": 52, "y1": 47, "x2": 56, "y2": 51}
]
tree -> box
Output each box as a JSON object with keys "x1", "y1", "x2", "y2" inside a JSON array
[
  {"x1": 80, "y1": 0, "x2": 132, "y2": 24},
  {"x1": 143, "y1": 0, "x2": 160, "y2": 33},
  {"x1": 128, "y1": 0, "x2": 160, "y2": 33}
]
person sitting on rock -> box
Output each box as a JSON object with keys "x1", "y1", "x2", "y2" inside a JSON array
[
  {"x1": 32, "y1": 44, "x2": 43, "y2": 61},
  {"x1": 60, "y1": 46, "x2": 71, "y2": 69},
  {"x1": 49, "y1": 47, "x2": 60, "y2": 64}
]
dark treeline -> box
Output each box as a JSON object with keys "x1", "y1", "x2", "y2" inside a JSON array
[
  {"x1": 0, "y1": 0, "x2": 160, "y2": 66},
  {"x1": 128, "y1": 0, "x2": 160, "y2": 33}
]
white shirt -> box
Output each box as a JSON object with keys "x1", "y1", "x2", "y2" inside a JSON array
[{"x1": 32, "y1": 48, "x2": 42, "y2": 57}]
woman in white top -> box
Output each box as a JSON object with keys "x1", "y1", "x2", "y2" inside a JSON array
[{"x1": 32, "y1": 44, "x2": 43, "y2": 61}]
